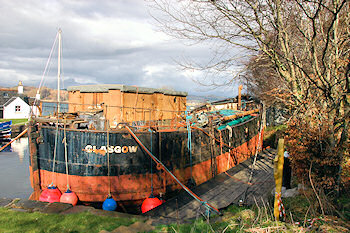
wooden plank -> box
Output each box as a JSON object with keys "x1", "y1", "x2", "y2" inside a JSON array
[
  {"x1": 169, "y1": 157, "x2": 274, "y2": 219},
  {"x1": 145, "y1": 149, "x2": 276, "y2": 220}
]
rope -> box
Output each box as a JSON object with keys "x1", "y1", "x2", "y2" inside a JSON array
[
  {"x1": 180, "y1": 116, "x2": 257, "y2": 151},
  {"x1": 248, "y1": 122, "x2": 263, "y2": 183},
  {"x1": 241, "y1": 120, "x2": 264, "y2": 203},
  {"x1": 186, "y1": 111, "x2": 193, "y2": 178},
  {"x1": 134, "y1": 87, "x2": 139, "y2": 121},
  {"x1": 123, "y1": 124, "x2": 221, "y2": 215},
  {"x1": 226, "y1": 125, "x2": 233, "y2": 170},
  {"x1": 148, "y1": 128, "x2": 154, "y2": 195},
  {"x1": 219, "y1": 130, "x2": 223, "y2": 156},
  {"x1": 181, "y1": 120, "x2": 259, "y2": 160},
  {"x1": 107, "y1": 122, "x2": 111, "y2": 195},
  {"x1": 50, "y1": 118, "x2": 59, "y2": 186},
  {"x1": 33, "y1": 31, "x2": 59, "y2": 109},
  {"x1": 63, "y1": 118, "x2": 70, "y2": 190}
]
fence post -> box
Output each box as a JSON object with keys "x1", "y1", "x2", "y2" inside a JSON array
[{"x1": 274, "y1": 138, "x2": 284, "y2": 221}]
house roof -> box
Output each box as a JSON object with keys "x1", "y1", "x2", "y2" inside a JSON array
[
  {"x1": 0, "y1": 90, "x2": 18, "y2": 106},
  {"x1": 67, "y1": 84, "x2": 188, "y2": 97},
  {"x1": 3, "y1": 96, "x2": 32, "y2": 107}
]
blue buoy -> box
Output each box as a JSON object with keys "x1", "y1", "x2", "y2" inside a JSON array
[{"x1": 102, "y1": 195, "x2": 117, "y2": 211}]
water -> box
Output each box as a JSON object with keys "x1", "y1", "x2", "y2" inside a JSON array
[
  {"x1": 0, "y1": 137, "x2": 32, "y2": 199},
  {"x1": 41, "y1": 102, "x2": 68, "y2": 116}
]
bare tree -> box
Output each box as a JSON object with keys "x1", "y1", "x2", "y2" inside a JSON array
[{"x1": 150, "y1": 0, "x2": 350, "y2": 190}]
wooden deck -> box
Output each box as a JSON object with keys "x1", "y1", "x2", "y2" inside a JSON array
[{"x1": 145, "y1": 149, "x2": 276, "y2": 222}]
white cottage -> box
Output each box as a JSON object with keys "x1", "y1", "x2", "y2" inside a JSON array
[
  {"x1": 0, "y1": 81, "x2": 39, "y2": 119},
  {"x1": 3, "y1": 97, "x2": 32, "y2": 119}
]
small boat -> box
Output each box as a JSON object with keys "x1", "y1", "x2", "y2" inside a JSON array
[
  {"x1": 0, "y1": 120, "x2": 12, "y2": 131},
  {"x1": 0, "y1": 121, "x2": 12, "y2": 141},
  {"x1": 0, "y1": 121, "x2": 12, "y2": 151},
  {"x1": 28, "y1": 30, "x2": 264, "y2": 212}
]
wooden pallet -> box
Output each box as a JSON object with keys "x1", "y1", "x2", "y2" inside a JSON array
[{"x1": 145, "y1": 149, "x2": 276, "y2": 222}]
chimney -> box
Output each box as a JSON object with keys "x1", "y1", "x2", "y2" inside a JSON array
[
  {"x1": 18, "y1": 80, "x2": 23, "y2": 94},
  {"x1": 36, "y1": 91, "x2": 40, "y2": 100}
]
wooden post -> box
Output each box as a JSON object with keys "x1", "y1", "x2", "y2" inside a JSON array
[
  {"x1": 159, "y1": 131, "x2": 166, "y2": 194},
  {"x1": 238, "y1": 85, "x2": 243, "y2": 110},
  {"x1": 104, "y1": 104, "x2": 108, "y2": 130},
  {"x1": 28, "y1": 120, "x2": 42, "y2": 200},
  {"x1": 209, "y1": 116, "x2": 216, "y2": 178},
  {"x1": 274, "y1": 138, "x2": 285, "y2": 221}
]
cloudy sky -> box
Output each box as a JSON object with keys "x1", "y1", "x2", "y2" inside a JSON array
[{"x1": 0, "y1": 0, "x2": 241, "y2": 97}]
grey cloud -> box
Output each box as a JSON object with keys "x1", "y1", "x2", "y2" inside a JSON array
[{"x1": 0, "y1": 0, "x2": 235, "y2": 97}]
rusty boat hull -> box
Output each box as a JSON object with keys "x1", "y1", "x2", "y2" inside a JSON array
[{"x1": 28, "y1": 115, "x2": 263, "y2": 210}]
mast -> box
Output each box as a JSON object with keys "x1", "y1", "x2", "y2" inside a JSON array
[{"x1": 57, "y1": 28, "x2": 62, "y2": 114}]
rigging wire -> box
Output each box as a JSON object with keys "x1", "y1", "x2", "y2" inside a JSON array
[
  {"x1": 60, "y1": 33, "x2": 65, "y2": 91},
  {"x1": 50, "y1": 118, "x2": 60, "y2": 186},
  {"x1": 34, "y1": 31, "x2": 59, "y2": 107},
  {"x1": 63, "y1": 118, "x2": 70, "y2": 189},
  {"x1": 31, "y1": 31, "x2": 59, "y2": 118}
]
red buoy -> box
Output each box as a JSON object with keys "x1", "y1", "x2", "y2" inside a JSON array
[
  {"x1": 141, "y1": 195, "x2": 163, "y2": 213},
  {"x1": 39, "y1": 186, "x2": 62, "y2": 203},
  {"x1": 60, "y1": 189, "x2": 78, "y2": 206}
]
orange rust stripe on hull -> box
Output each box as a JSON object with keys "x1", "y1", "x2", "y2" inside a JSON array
[{"x1": 30, "y1": 132, "x2": 262, "y2": 203}]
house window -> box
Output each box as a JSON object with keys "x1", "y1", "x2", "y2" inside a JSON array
[{"x1": 15, "y1": 105, "x2": 21, "y2": 112}]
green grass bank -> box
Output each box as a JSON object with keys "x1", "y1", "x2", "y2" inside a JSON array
[
  {"x1": 1, "y1": 193, "x2": 349, "y2": 232},
  {"x1": 0, "y1": 118, "x2": 28, "y2": 125}
]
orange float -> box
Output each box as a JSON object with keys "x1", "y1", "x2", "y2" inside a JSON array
[
  {"x1": 141, "y1": 195, "x2": 163, "y2": 213},
  {"x1": 60, "y1": 189, "x2": 78, "y2": 206},
  {"x1": 39, "y1": 186, "x2": 62, "y2": 203}
]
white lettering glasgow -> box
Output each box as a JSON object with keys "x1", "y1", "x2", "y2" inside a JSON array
[{"x1": 83, "y1": 145, "x2": 138, "y2": 154}]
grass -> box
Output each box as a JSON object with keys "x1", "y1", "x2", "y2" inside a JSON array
[
  {"x1": 0, "y1": 193, "x2": 349, "y2": 232},
  {"x1": 151, "y1": 194, "x2": 350, "y2": 233},
  {"x1": 0, "y1": 208, "x2": 136, "y2": 233},
  {"x1": 265, "y1": 124, "x2": 287, "y2": 132},
  {"x1": 0, "y1": 118, "x2": 28, "y2": 125}
]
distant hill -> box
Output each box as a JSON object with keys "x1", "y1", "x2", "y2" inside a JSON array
[
  {"x1": 186, "y1": 94, "x2": 229, "y2": 109},
  {"x1": 1, "y1": 85, "x2": 68, "y2": 101},
  {"x1": 187, "y1": 94, "x2": 228, "y2": 102},
  {"x1": 0, "y1": 85, "x2": 226, "y2": 103},
  {"x1": 24, "y1": 86, "x2": 68, "y2": 101}
]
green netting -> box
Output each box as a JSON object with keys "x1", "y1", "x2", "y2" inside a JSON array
[{"x1": 217, "y1": 115, "x2": 254, "y2": 130}]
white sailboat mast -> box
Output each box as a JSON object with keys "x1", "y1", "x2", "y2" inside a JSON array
[{"x1": 57, "y1": 28, "x2": 62, "y2": 114}]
